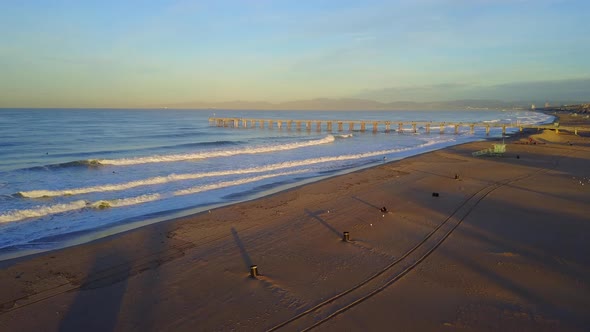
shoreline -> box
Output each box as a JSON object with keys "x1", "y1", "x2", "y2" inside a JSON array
[
  {"x1": 0, "y1": 113, "x2": 588, "y2": 331},
  {"x1": 0, "y1": 131, "x2": 493, "y2": 262},
  {"x1": 0, "y1": 137, "x2": 486, "y2": 263}
]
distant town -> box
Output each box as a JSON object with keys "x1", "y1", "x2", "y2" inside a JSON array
[{"x1": 541, "y1": 103, "x2": 590, "y2": 113}]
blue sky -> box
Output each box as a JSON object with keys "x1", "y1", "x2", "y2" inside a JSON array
[{"x1": 1, "y1": 0, "x2": 589, "y2": 107}]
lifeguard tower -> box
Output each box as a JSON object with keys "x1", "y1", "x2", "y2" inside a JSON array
[{"x1": 472, "y1": 142, "x2": 506, "y2": 157}]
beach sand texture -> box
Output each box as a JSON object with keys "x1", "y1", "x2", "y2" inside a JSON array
[{"x1": 0, "y1": 114, "x2": 589, "y2": 331}]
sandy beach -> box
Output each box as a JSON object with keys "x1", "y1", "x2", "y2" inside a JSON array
[{"x1": 0, "y1": 113, "x2": 589, "y2": 331}]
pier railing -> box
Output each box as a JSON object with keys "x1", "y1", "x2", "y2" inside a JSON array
[
  {"x1": 209, "y1": 117, "x2": 588, "y2": 135},
  {"x1": 208, "y1": 118, "x2": 532, "y2": 135}
]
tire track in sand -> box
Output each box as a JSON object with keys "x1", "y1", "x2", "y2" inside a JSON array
[{"x1": 268, "y1": 165, "x2": 551, "y2": 331}]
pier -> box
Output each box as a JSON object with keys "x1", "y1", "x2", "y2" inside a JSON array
[
  {"x1": 208, "y1": 118, "x2": 528, "y2": 136},
  {"x1": 208, "y1": 117, "x2": 588, "y2": 136}
]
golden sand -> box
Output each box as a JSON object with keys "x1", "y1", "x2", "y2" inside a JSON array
[{"x1": 1, "y1": 113, "x2": 589, "y2": 331}]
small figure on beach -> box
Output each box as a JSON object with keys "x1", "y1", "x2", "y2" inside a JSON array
[{"x1": 380, "y1": 206, "x2": 388, "y2": 213}]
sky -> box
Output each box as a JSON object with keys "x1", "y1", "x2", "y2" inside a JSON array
[{"x1": 1, "y1": 0, "x2": 589, "y2": 108}]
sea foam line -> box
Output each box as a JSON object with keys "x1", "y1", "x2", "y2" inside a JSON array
[
  {"x1": 0, "y1": 200, "x2": 88, "y2": 224},
  {"x1": 19, "y1": 138, "x2": 453, "y2": 199},
  {"x1": 2, "y1": 138, "x2": 456, "y2": 224},
  {"x1": 89, "y1": 194, "x2": 161, "y2": 209},
  {"x1": 18, "y1": 164, "x2": 323, "y2": 198},
  {"x1": 2, "y1": 170, "x2": 308, "y2": 223},
  {"x1": 0, "y1": 194, "x2": 161, "y2": 223},
  {"x1": 96, "y1": 135, "x2": 336, "y2": 166},
  {"x1": 173, "y1": 170, "x2": 308, "y2": 196}
]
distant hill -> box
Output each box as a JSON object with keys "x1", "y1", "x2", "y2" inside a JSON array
[{"x1": 161, "y1": 98, "x2": 545, "y2": 111}]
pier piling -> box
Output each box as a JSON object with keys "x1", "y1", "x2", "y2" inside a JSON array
[{"x1": 208, "y1": 117, "x2": 545, "y2": 137}]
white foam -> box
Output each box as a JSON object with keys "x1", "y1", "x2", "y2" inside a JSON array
[
  {"x1": 5, "y1": 170, "x2": 313, "y2": 223},
  {"x1": 19, "y1": 138, "x2": 453, "y2": 198},
  {"x1": 97, "y1": 135, "x2": 336, "y2": 166},
  {"x1": 19, "y1": 173, "x2": 214, "y2": 198},
  {"x1": 89, "y1": 194, "x2": 161, "y2": 209},
  {"x1": 0, "y1": 194, "x2": 162, "y2": 223},
  {"x1": 174, "y1": 170, "x2": 308, "y2": 196},
  {"x1": 0, "y1": 200, "x2": 88, "y2": 223}
]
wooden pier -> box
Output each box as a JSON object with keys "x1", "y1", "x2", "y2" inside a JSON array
[
  {"x1": 208, "y1": 118, "x2": 529, "y2": 136},
  {"x1": 209, "y1": 117, "x2": 588, "y2": 136}
]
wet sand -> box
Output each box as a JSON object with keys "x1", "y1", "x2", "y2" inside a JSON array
[{"x1": 1, "y1": 114, "x2": 589, "y2": 331}]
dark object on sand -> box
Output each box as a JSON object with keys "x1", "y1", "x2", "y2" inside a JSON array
[
  {"x1": 342, "y1": 231, "x2": 350, "y2": 242},
  {"x1": 432, "y1": 192, "x2": 439, "y2": 197},
  {"x1": 517, "y1": 155, "x2": 520, "y2": 159},
  {"x1": 454, "y1": 174, "x2": 459, "y2": 180},
  {"x1": 250, "y1": 265, "x2": 258, "y2": 278},
  {"x1": 380, "y1": 206, "x2": 388, "y2": 213}
]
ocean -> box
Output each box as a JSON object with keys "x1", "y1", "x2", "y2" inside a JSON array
[{"x1": 0, "y1": 109, "x2": 553, "y2": 258}]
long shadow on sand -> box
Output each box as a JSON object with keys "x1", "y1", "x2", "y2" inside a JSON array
[
  {"x1": 58, "y1": 247, "x2": 130, "y2": 332},
  {"x1": 231, "y1": 227, "x2": 253, "y2": 270},
  {"x1": 351, "y1": 196, "x2": 381, "y2": 211},
  {"x1": 58, "y1": 221, "x2": 190, "y2": 331},
  {"x1": 439, "y1": 245, "x2": 589, "y2": 329},
  {"x1": 304, "y1": 209, "x2": 341, "y2": 237}
]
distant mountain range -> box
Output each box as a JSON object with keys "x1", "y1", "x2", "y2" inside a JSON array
[{"x1": 160, "y1": 98, "x2": 585, "y2": 111}]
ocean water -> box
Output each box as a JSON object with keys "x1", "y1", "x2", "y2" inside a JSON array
[{"x1": 0, "y1": 109, "x2": 552, "y2": 257}]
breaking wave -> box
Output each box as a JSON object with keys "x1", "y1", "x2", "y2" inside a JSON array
[
  {"x1": 29, "y1": 159, "x2": 103, "y2": 170},
  {"x1": 18, "y1": 138, "x2": 453, "y2": 199},
  {"x1": 173, "y1": 170, "x2": 308, "y2": 196},
  {"x1": 0, "y1": 194, "x2": 161, "y2": 223},
  {"x1": 3, "y1": 170, "x2": 307, "y2": 223},
  {"x1": 97, "y1": 135, "x2": 336, "y2": 166},
  {"x1": 0, "y1": 200, "x2": 89, "y2": 223}
]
